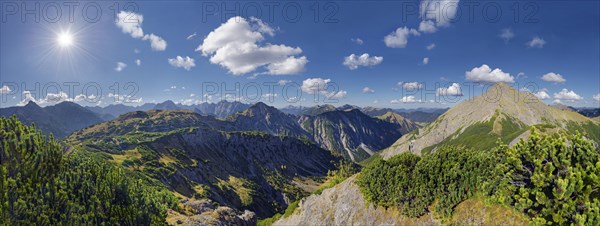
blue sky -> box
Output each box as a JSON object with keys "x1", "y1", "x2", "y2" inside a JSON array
[{"x1": 1, "y1": 0, "x2": 599, "y2": 108}]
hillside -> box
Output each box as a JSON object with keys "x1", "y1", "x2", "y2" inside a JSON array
[
  {"x1": 275, "y1": 130, "x2": 599, "y2": 225},
  {"x1": 66, "y1": 110, "x2": 340, "y2": 218},
  {"x1": 0, "y1": 116, "x2": 181, "y2": 225},
  {"x1": 274, "y1": 175, "x2": 527, "y2": 226},
  {"x1": 375, "y1": 111, "x2": 418, "y2": 133},
  {"x1": 299, "y1": 109, "x2": 411, "y2": 162},
  {"x1": 382, "y1": 82, "x2": 599, "y2": 158},
  {"x1": 226, "y1": 102, "x2": 310, "y2": 138}
]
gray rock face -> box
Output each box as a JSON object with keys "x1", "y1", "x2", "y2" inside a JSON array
[
  {"x1": 299, "y1": 109, "x2": 407, "y2": 162},
  {"x1": 228, "y1": 103, "x2": 412, "y2": 162},
  {"x1": 275, "y1": 175, "x2": 440, "y2": 226},
  {"x1": 172, "y1": 198, "x2": 256, "y2": 226}
]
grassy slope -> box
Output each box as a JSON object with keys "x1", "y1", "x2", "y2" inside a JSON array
[{"x1": 421, "y1": 113, "x2": 528, "y2": 154}]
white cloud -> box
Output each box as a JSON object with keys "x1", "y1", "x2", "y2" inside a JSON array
[
  {"x1": 115, "y1": 62, "x2": 127, "y2": 72},
  {"x1": 418, "y1": 20, "x2": 437, "y2": 33},
  {"x1": 343, "y1": 53, "x2": 383, "y2": 70},
  {"x1": 541, "y1": 72, "x2": 566, "y2": 83},
  {"x1": 196, "y1": 16, "x2": 307, "y2": 75},
  {"x1": 534, "y1": 90, "x2": 550, "y2": 100},
  {"x1": 326, "y1": 90, "x2": 347, "y2": 99},
  {"x1": 426, "y1": 43, "x2": 436, "y2": 50},
  {"x1": 108, "y1": 92, "x2": 143, "y2": 103},
  {"x1": 278, "y1": 80, "x2": 292, "y2": 85},
  {"x1": 262, "y1": 93, "x2": 278, "y2": 98},
  {"x1": 142, "y1": 34, "x2": 167, "y2": 51},
  {"x1": 135, "y1": 59, "x2": 141, "y2": 66},
  {"x1": 115, "y1": 11, "x2": 167, "y2": 51},
  {"x1": 16, "y1": 91, "x2": 91, "y2": 106},
  {"x1": 420, "y1": 0, "x2": 460, "y2": 27},
  {"x1": 115, "y1": 11, "x2": 144, "y2": 38},
  {"x1": 500, "y1": 28, "x2": 515, "y2": 42},
  {"x1": 351, "y1": 38, "x2": 364, "y2": 45},
  {"x1": 593, "y1": 93, "x2": 600, "y2": 102},
  {"x1": 187, "y1": 32, "x2": 197, "y2": 40},
  {"x1": 423, "y1": 57, "x2": 429, "y2": 65},
  {"x1": 465, "y1": 64, "x2": 514, "y2": 83},
  {"x1": 401, "y1": 95, "x2": 419, "y2": 103},
  {"x1": 168, "y1": 56, "x2": 196, "y2": 71},
  {"x1": 527, "y1": 37, "x2": 546, "y2": 48},
  {"x1": 517, "y1": 72, "x2": 527, "y2": 79},
  {"x1": 178, "y1": 98, "x2": 203, "y2": 106},
  {"x1": 266, "y1": 56, "x2": 308, "y2": 75},
  {"x1": 301, "y1": 78, "x2": 347, "y2": 99},
  {"x1": 362, "y1": 87, "x2": 375, "y2": 93},
  {"x1": 553, "y1": 89, "x2": 582, "y2": 101},
  {"x1": 437, "y1": 83, "x2": 463, "y2": 96},
  {"x1": 384, "y1": 27, "x2": 420, "y2": 48},
  {"x1": 399, "y1": 82, "x2": 424, "y2": 91},
  {"x1": 390, "y1": 96, "x2": 420, "y2": 104},
  {"x1": 301, "y1": 78, "x2": 331, "y2": 94},
  {"x1": 73, "y1": 94, "x2": 87, "y2": 102},
  {"x1": 0, "y1": 85, "x2": 11, "y2": 94}
]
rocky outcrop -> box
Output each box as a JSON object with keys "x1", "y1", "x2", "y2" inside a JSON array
[
  {"x1": 168, "y1": 198, "x2": 256, "y2": 226},
  {"x1": 274, "y1": 175, "x2": 440, "y2": 225}
]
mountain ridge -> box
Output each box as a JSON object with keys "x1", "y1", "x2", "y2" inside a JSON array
[{"x1": 381, "y1": 82, "x2": 598, "y2": 158}]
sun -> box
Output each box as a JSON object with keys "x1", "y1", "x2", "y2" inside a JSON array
[{"x1": 56, "y1": 32, "x2": 74, "y2": 47}]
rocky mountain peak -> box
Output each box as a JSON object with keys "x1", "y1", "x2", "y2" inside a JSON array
[
  {"x1": 23, "y1": 100, "x2": 41, "y2": 109},
  {"x1": 381, "y1": 82, "x2": 595, "y2": 158}
]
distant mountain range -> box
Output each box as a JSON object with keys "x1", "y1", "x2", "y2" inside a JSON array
[
  {"x1": 0, "y1": 101, "x2": 104, "y2": 138},
  {"x1": 85, "y1": 100, "x2": 251, "y2": 119},
  {"x1": 281, "y1": 105, "x2": 448, "y2": 123}
]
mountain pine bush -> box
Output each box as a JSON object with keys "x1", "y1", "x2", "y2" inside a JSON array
[
  {"x1": 0, "y1": 115, "x2": 177, "y2": 225},
  {"x1": 357, "y1": 128, "x2": 600, "y2": 225}
]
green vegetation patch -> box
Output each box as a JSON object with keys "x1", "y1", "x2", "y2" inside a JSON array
[
  {"x1": 0, "y1": 116, "x2": 177, "y2": 225},
  {"x1": 357, "y1": 129, "x2": 600, "y2": 225}
]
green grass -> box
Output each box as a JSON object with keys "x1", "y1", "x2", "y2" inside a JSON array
[
  {"x1": 257, "y1": 213, "x2": 282, "y2": 226},
  {"x1": 358, "y1": 153, "x2": 381, "y2": 167},
  {"x1": 566, "y1": 121, "x2": 600, "y2": 143},
  {"x1": 422, "y1": 113, "x2": 528, "y2": 153},
  {"x1": 283, "y1": 200, "x2": 300, "y2": 218}
]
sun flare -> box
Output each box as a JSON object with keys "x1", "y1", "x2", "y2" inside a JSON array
[{"x1": 56, "y1": 32, "x2": 73, "y2": 47}]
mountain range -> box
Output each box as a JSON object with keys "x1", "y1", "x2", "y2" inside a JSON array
[
  {"x1": 2, "y1": 82, "x2": 599, "y2": 225},
  {"x1": 66, "y1": 109, "x2": 340, "y2": 217},
  {"x1": 0, "y1": 101, "x2": 104, "y2": 138}
]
